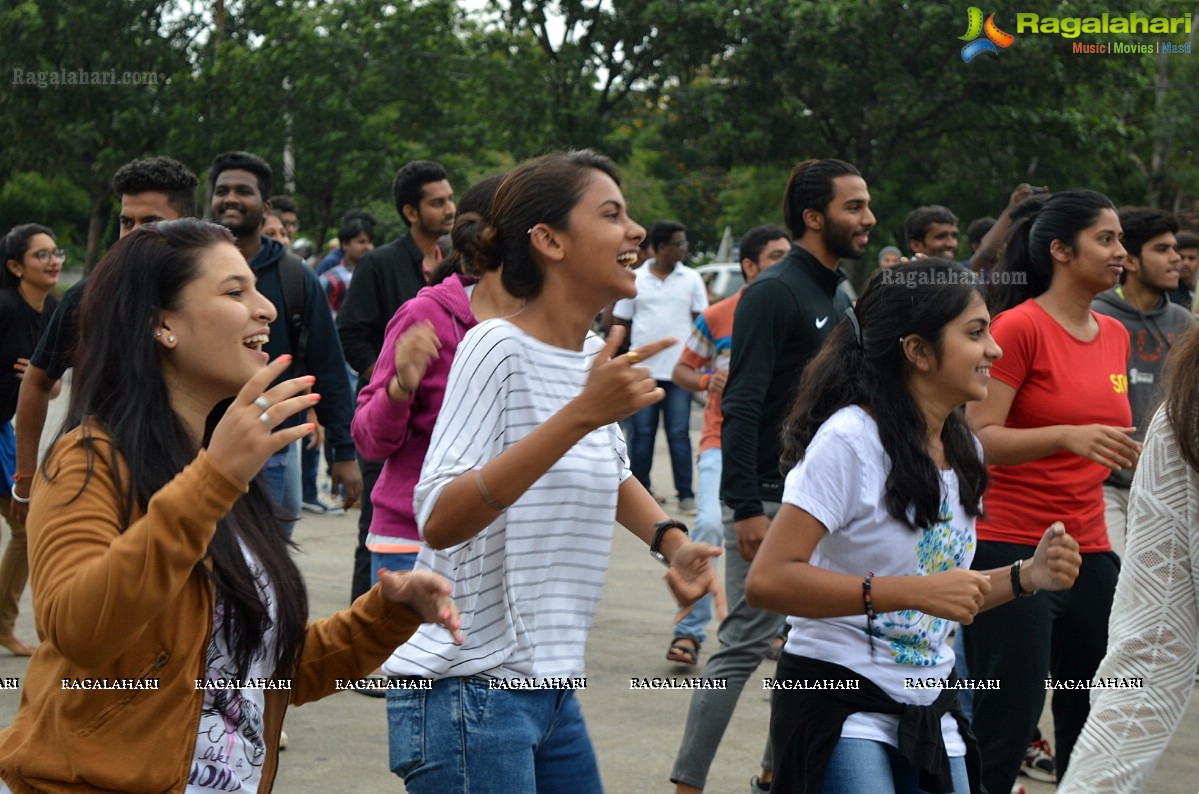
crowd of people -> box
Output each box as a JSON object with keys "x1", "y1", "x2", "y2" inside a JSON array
[{"x1": 0, "y1": 148, "x2": 1196, "y2": 793}]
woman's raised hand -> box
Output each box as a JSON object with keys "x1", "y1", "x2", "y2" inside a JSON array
[
  {"x1": 207, "y1": 355, "x2": 317, "y2": 486},
  {"x1": 575, "y1": 327, "x2": 676, "y2": 427}
]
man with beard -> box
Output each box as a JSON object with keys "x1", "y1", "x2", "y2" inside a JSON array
[
  {"x1": 336, "y1": 160, "x2": 455, "y2": 601},
  {"x1": 672, "y1": 159, "x2": 873, "y2": 794},
  {"x1": 208, "y1": 151, "x2": 362, "y2": 535}
]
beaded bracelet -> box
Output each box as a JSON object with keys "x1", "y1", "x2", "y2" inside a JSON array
[{"x1": 862, "y1": 572, "x2": 877, "y2": 658}]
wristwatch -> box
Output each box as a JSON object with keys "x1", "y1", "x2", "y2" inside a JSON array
[{"x1": 650, "y1": 519, "x2": 689, "y2": 566}]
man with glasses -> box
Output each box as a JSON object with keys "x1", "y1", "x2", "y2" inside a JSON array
[
  {"x1": 612, "y1": 220, "x2": 708, "y2": 513},
  {"x1": 11, "y1": 156, "x2": 198, "y2": 525}
]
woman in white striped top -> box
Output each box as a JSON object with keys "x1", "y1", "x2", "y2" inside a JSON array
[{"x1": 383, "y1": 150, "x2": 724, "y2": 793}]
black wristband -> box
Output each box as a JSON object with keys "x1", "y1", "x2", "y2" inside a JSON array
[
  {"x1": 1011, "y1": 559, "x2": 1035, "y2": 598},
  {"x1": 649, "y1": 519, "x2": 689, "y2": 566}
]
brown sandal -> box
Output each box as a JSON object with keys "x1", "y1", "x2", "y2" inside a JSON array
[{"x1": 666, "y1": 635, "x2": 700, "y2": 666}]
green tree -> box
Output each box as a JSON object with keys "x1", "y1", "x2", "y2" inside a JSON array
[
  {"x1": 490, "y1": 0, "x2": 741, "y2": 155},
  {"x1": 0, "y1": 0, "x2": 190, "y2": 266}
]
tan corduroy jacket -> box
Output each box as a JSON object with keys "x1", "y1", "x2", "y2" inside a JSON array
[{"x1": 0, "y1": 427, "x2": 423, "y2": 792}]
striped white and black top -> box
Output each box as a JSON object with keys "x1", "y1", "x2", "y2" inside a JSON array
[{"x1": 383, "y1": 319, "x2": 630, "y2": 680}]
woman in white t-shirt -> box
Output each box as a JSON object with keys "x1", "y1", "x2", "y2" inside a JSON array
[
  {"x1": 384, "y1": 150, "x2": 724, "y2": 794},
  {"x1": 745, "y1": 260, "x2": 1081, "y2": 794}
]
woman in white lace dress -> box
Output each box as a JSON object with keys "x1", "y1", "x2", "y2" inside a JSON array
[{"x1": 1058, "y1": 325, "x2": 1199, "y2": 793}]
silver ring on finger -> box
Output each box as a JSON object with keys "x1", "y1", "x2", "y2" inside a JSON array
[
  {"x1": 258, "y1": 411, "x2": 273, "y2": 428},
  {"x1": 254, "y1": 395, "x2": 271, "y2": 411}
]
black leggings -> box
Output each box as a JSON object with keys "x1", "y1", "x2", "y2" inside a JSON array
[{"x1": 963, "y1": 541, "x2": 1118, "y2": 794}]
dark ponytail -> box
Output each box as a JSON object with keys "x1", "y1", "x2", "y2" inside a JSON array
[
  {"x1": 989, "y1": 189, "x2": 1113, "y2": 313},
  {"x1": 780, "y1": 260, "x2": 989, "y2": 530}
]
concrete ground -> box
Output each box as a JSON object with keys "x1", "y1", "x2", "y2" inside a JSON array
[{"x1": 2, "y1": 397, "x2": 1199, "y2": 792}]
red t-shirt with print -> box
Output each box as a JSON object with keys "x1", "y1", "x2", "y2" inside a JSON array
[{"x1": 978, "y1": 299, "x2": 1132, "y2": 552}]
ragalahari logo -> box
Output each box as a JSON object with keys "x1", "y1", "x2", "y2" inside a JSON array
[{"x1": 960, "y1": 7, "x2": 1015, "y2": 62}]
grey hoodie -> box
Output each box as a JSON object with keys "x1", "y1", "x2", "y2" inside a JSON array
[{"x1": 1092, "y1": 287, "x2": 1194, "y2": 487}]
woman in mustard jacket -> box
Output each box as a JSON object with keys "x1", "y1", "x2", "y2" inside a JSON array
[{"x1": 0, "y1": 219, "x2": 460, "y2": 793}]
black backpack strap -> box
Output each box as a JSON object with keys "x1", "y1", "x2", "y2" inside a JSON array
[{"x1": 277, "y1": 252, "x2": 309, "y2": 374}]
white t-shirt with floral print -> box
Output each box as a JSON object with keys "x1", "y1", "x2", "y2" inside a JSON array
[{"x1": 781, "y1": 405, "x2": 977, "y2": 756}]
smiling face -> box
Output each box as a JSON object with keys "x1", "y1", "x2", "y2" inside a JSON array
[
  {"x1": 211, "y1": 169, "x2": 268, "y2": 240},
  {"x1": 924, "y1": 291, "x2": 1003, "y2": 405},
  {"x1": 1052, "y1": 208, "x2": 1126, "y2": 295},
  {"x1": 913, "y1": 222, "x2": 960, "y2": 259},
  {"x1": 157, "y1": 242, "x2": 277, "y2": 405},
  {"x1": 548, "y1": 169, "x2": 646, "y2": 306},
  {"x1": 7, "y1": 233, "x2": 62, "y2": 295},
  {"x1": 819, "y1": 175, "x2": 875, "y2": 260}
]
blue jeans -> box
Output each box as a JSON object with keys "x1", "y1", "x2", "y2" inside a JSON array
[
  {"x1": 260, "y1": 440, "x2": 301, "y2": 539},
  {"x1": 821, "y1": 738, "x2": 969, "y2": 794},
  {"x1": 301, "y1": 439, "x2": 321, "y2": 503},
  {"x1": 673, "y1": 448, "x2": 722, "y2": 642},
  {"x1": 629, "y1": 380, "x2": 693, "y2": 499},
  {"x1": 388, "y1": 677, "x2": 602, "y2": 793},
  {"x1": 370, "y1": 551, "x2": 418, "y2": 585}
]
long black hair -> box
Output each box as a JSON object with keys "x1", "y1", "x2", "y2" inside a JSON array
[
  {"x1": 780, "y1": 259, "x2": 988, "y2": 530},
  {"x1": 45, "y1": 219, "x2": 308, "y2": 677}
]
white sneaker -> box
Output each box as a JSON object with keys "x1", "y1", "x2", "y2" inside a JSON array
[{"x1": 302, "y1": 496, "x2": 345, "y2": 516}]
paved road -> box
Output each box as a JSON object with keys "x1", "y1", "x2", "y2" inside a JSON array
[{"x1": 2, "y1": 397, "x2": 1199, "y2": 792}]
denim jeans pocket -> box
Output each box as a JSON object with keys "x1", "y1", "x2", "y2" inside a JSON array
[{"x1": 387, "y1": 687, "x2": 428, "y2": 779}]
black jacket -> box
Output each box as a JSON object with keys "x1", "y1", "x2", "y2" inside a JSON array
[
  {"x1": 336, "y1": 233, "x2": 426, "y2": 376},
  {"x1": 250, "y1": 237, "x2": 356, "y2": 462},
  {"x1": 770, "y1": 654, "x2": 982, "y2": 794},
  {"x1": 721, "y1": 244, "x2": 851, "y2": 521}
]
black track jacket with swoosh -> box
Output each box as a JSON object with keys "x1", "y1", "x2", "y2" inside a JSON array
[{"x1": 721, "y1": 244, "x2": 852, "y2": 521}]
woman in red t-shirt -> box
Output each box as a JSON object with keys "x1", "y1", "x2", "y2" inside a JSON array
[{"x1": 963, "y1": 189, "x2": 1141, "y2": 794}]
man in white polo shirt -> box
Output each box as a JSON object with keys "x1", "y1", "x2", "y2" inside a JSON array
[{"x1": 613, "y1": 220, "x2": 708, "y2": 511}]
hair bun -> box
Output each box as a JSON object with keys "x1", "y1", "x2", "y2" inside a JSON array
[{"x1": 457, "y1": 213, "x2": 501, "y2": 273}]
